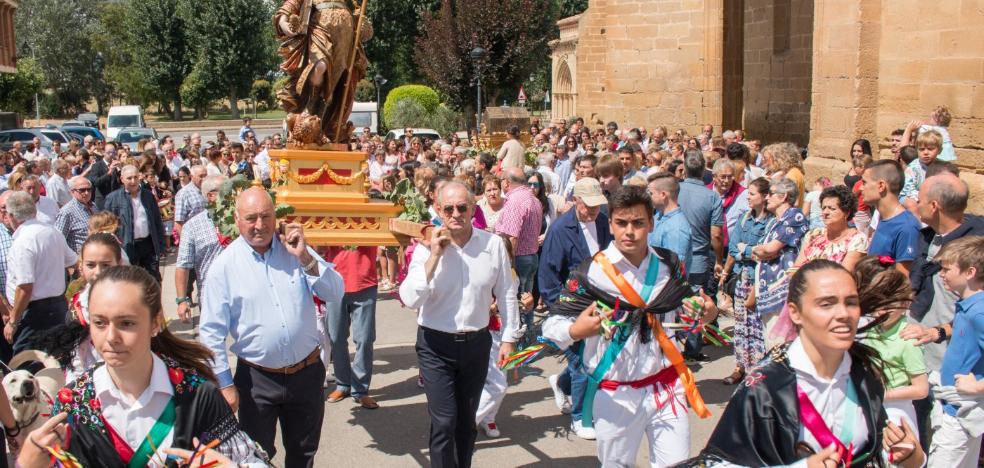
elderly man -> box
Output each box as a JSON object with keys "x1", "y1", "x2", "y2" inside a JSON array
[
  {"x1": 174, "y1": 165, "x2": 208, "y2": 236},
  {"x1": 3, "y1": 191, "x2": 78, "y2": 353},
  {"x1": 200, "y1": 188, "x2": 343, "y2": 467},
  {"x1": 104, "y1": 165, "x2": 166, "y2": 281},
  {"x1": 0, "y1": 191, "x2": 14, "y2": 361},
  {"x1": 54, "y1": 176, "x2": 95, "y2": 254},
  {"x1": 19, "y1": 175, "x2": 60, "y2": 226},
  {"x1": 400, "y1": 182, "x2": 520, "y2": 468},
  {"x1": 24, "y1": 137, "x2": 46, "y2": 160},
  {"x1": 87, "y1": 142, "x2": 121, "y2": 209},
  {"x1": 537, "y1": 153, "x2": 562, "y2": 196},
  {"x1": 709, "y1": 159, "x2": 748, "y2": 249},
  {"x1": 174, "y1": 175, "x2": 226, "y2": 323},
  {"x1": 46, "y1": 159, "x2": 72, "y2": 207},
  {"x1": 495, "y1": 167, "x2": 543, "y2": 302},
  {"x1": 538, "y1": 177, "x2": 612, "y2": 439}
]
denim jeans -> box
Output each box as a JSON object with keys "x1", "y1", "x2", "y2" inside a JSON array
[
  {"x1": 557, "y1": 345, "x2": 588, "y2": 423},
  {"x1": 515, "y1": 254, "x2": 539, "y2": 295},
  {"x1": 325, "y1": 285, "x2": 378, "y2": 398}
]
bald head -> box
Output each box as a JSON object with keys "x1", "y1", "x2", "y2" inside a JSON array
[
  {"x1": 235, "y1": 187, "x2": 274, "y2": 214},
  {"x1": 235, "y1": 187, "x2": 276, "y2": 251},
  {"x1": 437, "y1": 181, "x2": 475, "y2": 206},
  {"x1": 921, "y1": 173, "x2": 968, "y2": 215},
  {"x1": 501, "y1": 167, "x2": 527, "y2": 186}
]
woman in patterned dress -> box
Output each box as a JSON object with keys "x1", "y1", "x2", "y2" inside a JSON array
[
  {"x1": 795, "y1": 185, "x2": 869, "y2": 272},
  {"x1": 720, "y1": 177, "x2": 773, "y2": 384}
]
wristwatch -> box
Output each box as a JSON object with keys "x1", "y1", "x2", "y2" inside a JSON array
[
  {"x1": 175, "y1": 297, "x2": 192, "y2": 306},
  {"x1": 934, "y1": 326, "x2": 948, "y2": 344}
]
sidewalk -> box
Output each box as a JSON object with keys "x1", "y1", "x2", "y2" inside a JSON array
[{"x1": 159, "y1": 258, "x2": 734, "y2": 467}]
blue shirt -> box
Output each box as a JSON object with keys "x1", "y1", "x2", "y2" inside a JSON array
[
  {"x1": 869, "y1": 209, "x2": 921, "y2": 262},
  {"x1": 649, "y1": 208, "x2": 692, "y2": 274},
  {"x1": 554, "y1": 158, "x2": 572, "y2": 196},
  {"x1": 677, "y1": 178, "x2": 724, "y2": 274},
  {"x1": 200, "y1": 235, "x2": 344, "y2": 388},
  {"x1": 940, "y1": 292, "x2": 984, "y2": 415},
  {"x1": 728, "y1": 209, "x2": 773, "y2": 276}
]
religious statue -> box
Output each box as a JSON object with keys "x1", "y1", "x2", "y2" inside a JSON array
[{"x1": 274, "y1": 0, "x2": 372, "y2": 145}]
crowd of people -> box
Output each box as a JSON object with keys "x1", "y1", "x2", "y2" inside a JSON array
[{"x1": 0, "y1": 103, "x2": 979, "y2": 468}]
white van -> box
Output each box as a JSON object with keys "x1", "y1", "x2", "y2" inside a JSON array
[
  {"x1": 349, "y1": 102, "x2": 378, "y2": 136},
  {"x1": 106, "y1": 105, "x2": 145, "y2": 141}
]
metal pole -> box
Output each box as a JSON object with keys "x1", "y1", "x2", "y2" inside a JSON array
[
  {"x1": 32, "y1": 49, "x2": 40, "y2": 122},
  {"x1": 476, "y1": 69, "x2": 482, "y2": 133},
  {"x1": 376, "y1": 86, "x2": 382, "y2": 134}
]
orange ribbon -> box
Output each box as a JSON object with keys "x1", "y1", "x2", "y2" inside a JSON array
[{"x1": 593, "y1": 252, "x2": 711, "y2": 418}]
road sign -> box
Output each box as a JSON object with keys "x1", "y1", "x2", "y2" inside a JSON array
[{"x1": 517, "y1": 86, "x2": 528, "y2": 105}]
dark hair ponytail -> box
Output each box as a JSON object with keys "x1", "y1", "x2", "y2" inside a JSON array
[
  {"x1": 787, "y1": 259, "x2": 886, "y2": 384},
  {"x1": 91, "y1": 266, "x2": 217, "y2": 383}
]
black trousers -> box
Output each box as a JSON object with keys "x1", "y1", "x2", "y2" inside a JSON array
[
  {"x1": 234, "y1": 356, "x2": 326, "y2": 468},
  {"x1": 132, "y1": 237, "x2": 161, "y2": 283},
  {"x1": 13, "y1": 296, "x2": 68, "y2": 354},
  {"x1": 416, "y1": 327, "x2": 491, "y2": 468}
]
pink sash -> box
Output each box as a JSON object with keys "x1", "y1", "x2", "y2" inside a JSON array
[{"x1": 796, "y1": 384, "x2": 854, "y2": 466}]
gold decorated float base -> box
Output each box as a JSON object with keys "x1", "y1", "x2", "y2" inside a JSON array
[{"x1": 269, "y1": 149, "x2": 403, "y2": 246}]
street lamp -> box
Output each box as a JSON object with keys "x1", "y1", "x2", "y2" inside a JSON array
[
  {"x1": 374, "y1": 74, "x2": 387, "y2": 134},
  {"x1": 469, "y1": 47, "x2": 487, "y2": 133}
]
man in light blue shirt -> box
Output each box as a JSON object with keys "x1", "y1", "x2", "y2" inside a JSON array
[
  {"x1": 200, "y1": 187, "x2": 343, "y2": 467},
  {"x1": 646, "y1": 172, "x2": 693, "y2": 273}
]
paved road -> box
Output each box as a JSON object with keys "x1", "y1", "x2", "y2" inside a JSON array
[{"x1": 159, "y1": 257, "x2": 736, "y2": 467}]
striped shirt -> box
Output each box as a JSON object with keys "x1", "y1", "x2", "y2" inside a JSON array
[
  {"x1": 54, "y1": 199, "x2": 93, "y2": 253},
  {"x1": 0, "y1": 226, "x2": 11, "y2": 292},
  {"x1": 495, "y1": 186, "x2": 543, "y2": 256},
  {"x1": 174, "y1": 183, "x2": 207, "y2": 224},
  {"x1": 176, "y1": 210, "x2": 223, "y2": 289}
]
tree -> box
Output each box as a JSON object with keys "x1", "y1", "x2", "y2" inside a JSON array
[
  {"x1": 15, "y1": 0, "x2": 101, "y2": 116},
  {"x1": 179, "y1": 0, "x2": 277, "y2": 119},
  {"x1": 0, "y1": 58, "x2": 45, "y2": 114},
  {"x1": 556, "y1": 0, "x2": 588, "y2": 17},
  {"x1": 363, "y1": 0, "x2": 439, "y2": 90},
  {"x1": 415, "y1": 0, "x2": 554, "y2": 126},
  {"x1": 119, "y1": 0, "x2": 192, "y2": 120}
]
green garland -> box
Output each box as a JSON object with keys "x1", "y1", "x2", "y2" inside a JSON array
[{"x1": 207, "y1": 174, "x2": 296, "y2": 241}]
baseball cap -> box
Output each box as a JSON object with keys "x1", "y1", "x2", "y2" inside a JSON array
[{"x1": 572, "y1": 177, "x2": 608, "y2": 207}]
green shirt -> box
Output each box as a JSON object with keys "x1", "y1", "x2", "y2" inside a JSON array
[{"x1": 864, "y1": 319, "x2": 928, "y2": 389}]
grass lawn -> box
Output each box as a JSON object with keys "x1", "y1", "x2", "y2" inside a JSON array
[{"x1": 148, "y1": 109, "x2": 286, "y2": 122}]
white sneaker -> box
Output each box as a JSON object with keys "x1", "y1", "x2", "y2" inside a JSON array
[
  {"x1": 571, "y1": 419, "x2": 596, "y2": 440},
  {"x1": 548, "y1": 374, "x2": 572, "y2": 414},
  {"x1": 481, "y1": 421, "x2": 500, "y2": 438}
]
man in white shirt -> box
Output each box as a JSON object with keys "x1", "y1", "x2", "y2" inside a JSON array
[
  {"x1": 3, "y1": 191, "x2": 78, "y2": 353},
  {"x1": 103, "y1": 166, "x2": 166, "y2": 282},
  {"x1": 536, "y1": 153, "x2": 562, "y2": 196},
  {"x1": 45, "y1": 159, "x2": 72, "y2": 207},
  {"x1": 18, "y1": 175, "x2": 59, "y2": 226},
  {"x1": 399, "y1": 182, "x2": 521, "y2": 468}
]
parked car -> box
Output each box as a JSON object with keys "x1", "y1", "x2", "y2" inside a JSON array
[
  {"x1": 77, "y1": 113, "x2": 99, "y2": 128},
  {"x1": 115, "y1": 127, "x2": 159, "y2": 152},
  {"x1": 106, "y1": 105, "x2": 145, "y2": 141},
  {"x1": 0, "y1": 127, "x2": 72, "y2": 154},
  {"x1": 384, "y1": 128, "x2": 442, "y2": 144},
  {"x1": 61, "y1": 125, "x2": 106, "y2": 144}
]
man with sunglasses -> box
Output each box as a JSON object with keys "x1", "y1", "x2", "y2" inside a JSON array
[
  {"x1": 400, "y1": 182, "x2": 521, "y2": 468},
  {"x1": 54, "y1": 177, "x2": 95, "y2": 254}
]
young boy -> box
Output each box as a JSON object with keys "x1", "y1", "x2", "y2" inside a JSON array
[
  {"x1": 931, "y1": 236, "x2": 984, "y2": 468},
  {"x1": 900, "y1": 130, "x2": 942, "y2": 212},
  {"x1": 861, "y1": 159, "x2": 922, "y2": 275}
]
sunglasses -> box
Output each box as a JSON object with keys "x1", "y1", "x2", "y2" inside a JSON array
[
  {"x1": 72, "y1": 187, "x2": 93, "y2": 193},
  {"x1": 441, "y1": 203, "x2": 469, "y2": 216},
  {"x1": 528, "y1": 182, "x2": 541, "y2": 188}
]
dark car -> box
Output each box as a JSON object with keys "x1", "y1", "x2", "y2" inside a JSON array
[
  {"x1": 77, "y1": 113, "x2": 99, "y2": 128},
  {"x1": 61, "y1": 125, "x2": 106, "y2": 143}
]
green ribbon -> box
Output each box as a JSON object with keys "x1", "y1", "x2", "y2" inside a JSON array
[{"x1": 129, "y1": 398, "x2": 176, "y2": 468}]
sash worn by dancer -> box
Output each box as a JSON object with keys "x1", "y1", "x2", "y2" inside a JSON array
[{"x1": 542, "y1": 244, "x2": 709, "y2": 467}]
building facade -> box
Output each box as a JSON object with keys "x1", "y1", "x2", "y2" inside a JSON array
[
  {"x1": 550, "y1": 0, "x2": 984, "y2": 209},
  {"x1": 0, "y1": 0, "x2": 16, "y2": 74}
]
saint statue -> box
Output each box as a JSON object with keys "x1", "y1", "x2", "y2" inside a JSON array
[{"x1": 274, "y1": 0, "x2": 372, "y2": 144}]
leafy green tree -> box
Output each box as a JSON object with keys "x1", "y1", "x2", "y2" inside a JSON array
[
  {"x1": 363, "y1": 0, "x2": 439, "y2": 90},
  {"x1": 181, "y1": 68, "x2": 223, "y2": 119},
  {"x1": 15, "y1": 0, "x2": 100, "y2": 116},
  {"x1": 119, "y1": 0, "x2": 192, "y2": 120},
  {"x1": 414, "y1": 0, "x2": 555, "y2": 127},
  {"x1": 179, "y1": 0, "x2": 276, "y2": 119},
  {"x1": 0, "y1": 58, "x2": 45, "y2": 114},
  {"x1": 556, "y1": 0, "x2": 588, "y2": 17}
]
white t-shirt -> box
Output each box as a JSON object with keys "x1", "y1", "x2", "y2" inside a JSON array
[
  {"x1": 580, "y1": 220, "x2": 600, "y2": 254},
  {"x1": 131, "y1": 194, "x2": 150, "y2": 239},
  {"x1": 6, "y1": 219, "x2": 78, "y2": 302}
]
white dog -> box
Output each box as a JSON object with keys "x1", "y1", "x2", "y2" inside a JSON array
[{"x1": 2, "y1": 351, "x2": 64, "y2": 452}]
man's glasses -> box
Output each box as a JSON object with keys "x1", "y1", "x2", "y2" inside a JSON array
[
  {"x1": 72, "y1": 188, "x2": 92, "y2": 193},
  {"x1": 441, "y1": 203, "x2": 469, "y2": 216}
]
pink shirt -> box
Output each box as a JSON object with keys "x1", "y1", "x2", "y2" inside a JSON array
[{"x1": 494, "y1": 187, "x2": 543, "y2": 256}]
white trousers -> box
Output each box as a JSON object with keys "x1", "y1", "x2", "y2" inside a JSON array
[
  {"x1": 884, "y1": 399, "x2": 919, "y2": 442},
  {"x1": 476, "y1": 332, "x2": 507, "y2": 425},
  {"x1": 929, "y1": 407, "x2": 983, "y2": 468},
  {"x1": 594, "y1": 380, "x2": 690, "y2": 467}
]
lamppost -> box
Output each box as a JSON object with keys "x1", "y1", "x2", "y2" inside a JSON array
[
  {"x1": 374, "y1": 74, "x2": 387, "y2": 134},
  {"x1": 469, "y1": 47, "x2": 487, "y2": 133}
]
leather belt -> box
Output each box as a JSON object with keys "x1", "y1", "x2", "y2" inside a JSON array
[
  {"x1": 314, "y1": 1, "x2": 349, "y2": 10},
  {"x1": 241, "y1": 348, "x2": 321, "y2": 375},
  {"x1": 422, "y1": 326, "x2": 489, "y2": 342}
]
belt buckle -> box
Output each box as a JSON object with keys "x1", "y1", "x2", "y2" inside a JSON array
[{"x1": 453, "y1": 332, "x2": 468, "y2": 343}]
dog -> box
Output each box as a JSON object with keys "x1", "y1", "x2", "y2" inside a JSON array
[{"x1": 2, "y1": 351, "x2": 64, "y2": 453}]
